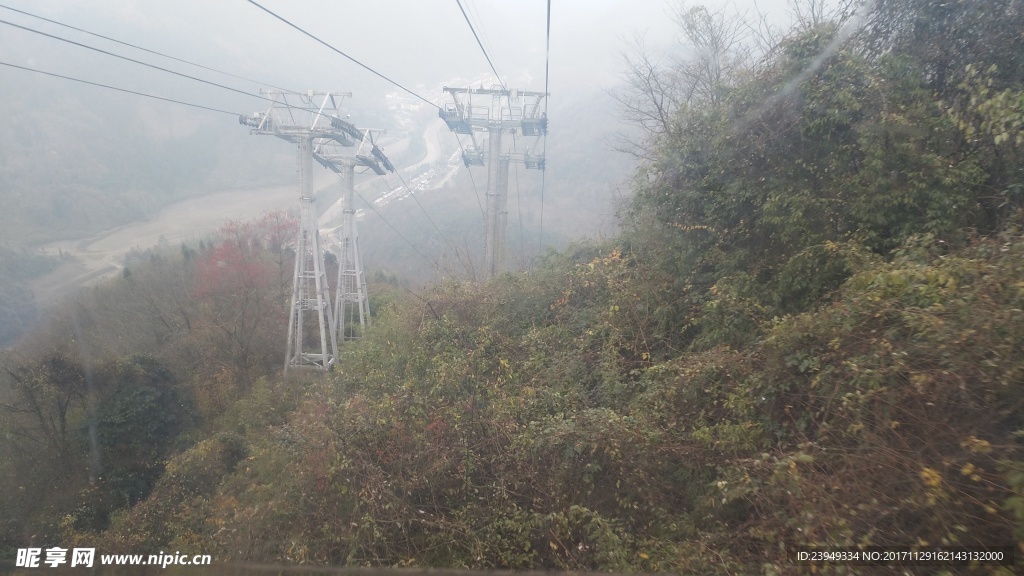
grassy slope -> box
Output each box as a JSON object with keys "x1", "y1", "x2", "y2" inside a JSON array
[{"x1": 88, "y1": 223, "x2": 1024, "y2": 573}]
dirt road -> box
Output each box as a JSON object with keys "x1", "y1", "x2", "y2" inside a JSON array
[
  {"x1": 27, "y1": 119, "x2": 455, "y2": 307},
  {"x1": 29, "y1": 177, "x2": 317, "y2": 305}
]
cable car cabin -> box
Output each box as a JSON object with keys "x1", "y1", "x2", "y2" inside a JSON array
[
  {"x1": 371, "y1": 145, "x2": 395, "y2": 172},
  {"x1": 356, "y1": 155, "x2": 388, "y2": 176},
  {"x1": 439, "y1": 104, "x2": 473, "y2": 134},
  {"x1": 462, "y1": 150, "x2": 485, "y2": 167},
  {"x1": 521, "y1": 113, "x2": 547, "y2": 137}
]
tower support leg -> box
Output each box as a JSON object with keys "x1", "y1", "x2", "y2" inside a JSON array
[
  {"x1": 285, "y1": 136, "x2": 338, "y2": 373},
  {"x1": 334, "y1": 163, "x2": 371, "y2": 342},
  {"x1": 484, "y1": 127, "x2": 503, "y2": 278},
  {"x1": 495, "y1": 155, "x2": 510, "y2": 274}
]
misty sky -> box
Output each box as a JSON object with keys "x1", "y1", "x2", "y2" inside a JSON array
[
  {"x1": 0, "y1": 0, "x2": 795, "y2": 115},
  {"x1": 0, "y1": 0, "x2": 808, "y2": 252}
]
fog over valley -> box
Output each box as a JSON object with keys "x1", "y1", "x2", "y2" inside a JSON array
[
  {"x1": 2, "y1": 0, "x2": 1022, "y2": 573},
  {"x1": 0, "y1": 0, "x2": 691, "y2": 337}
]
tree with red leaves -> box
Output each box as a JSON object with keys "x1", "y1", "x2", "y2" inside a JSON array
[{"x1": 190, "y1": 212, "x2": 297, "y2": 391}]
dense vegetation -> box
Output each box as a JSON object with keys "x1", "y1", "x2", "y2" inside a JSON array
[{"x1": 2, "y1": 0, "x2": 1024, "y2": 573}]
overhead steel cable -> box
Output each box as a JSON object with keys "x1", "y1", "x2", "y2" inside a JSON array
[
  {"x1": 514, "y1": 161, "x2": 526, "y2": 262},
  {"x1": 349, "y1": 187, "x2": 443, "y2": 306},
  {"x1": 452, "y1": 131, "x2": 487, "y2": 221},
  {"x1": 0, "y1": 18, "x2": 337, "y2": 120},
  {"x1": 375, "y1": 173, "x2": 430, "y2": 236},
  {"x1": 392, "y1": 171, "x2": 452, "y2": 246},
  {"x1": 511, "y1": 132, "x2": 526, "y2": 262},
  {"x1": 381, "y1": 169, "x2": 475, "y2": 276},
  {"x1": 544, "y1": 0, "x2": 551, "y2": 101},
  {"x1": 352, "y1": 187, "x2": 440, "y2": 270},
  {"x1": 454, "y1": 0, "x2": 506, "y2": 89},
  {"x1": 450, "y1": 2, "x2": 496, "y2": 224},
  {"x1": 0, "y1": 60, "x2": 239, "y2": 116},
  {"x1": 245, "y1": 0, "x2": 440, "y2": 111},
  {"x1": 464, "y1": 0, "x2": 501, "y2": 82},
  {"x1": 539, "y1": 0, "x2": 551, "y2": 253},
  {"x1": 244, "y1": 0, "x2": 480, "y2": 273},
  {"x1": 0, "y1": 2, "x2": 293, "y2": 93},
  {"x1": 0, "y1": 18, "x2": 271, "y2": 102}
]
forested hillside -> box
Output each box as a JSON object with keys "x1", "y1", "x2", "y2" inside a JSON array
[
  {"x1": 2, "y1": 0, "x2": 1023, "y2": 573},
  {"x1": 0, "y1": 246, "x2": 57, "y2": 345}
]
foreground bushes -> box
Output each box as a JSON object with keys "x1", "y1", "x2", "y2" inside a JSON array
[{"x1": 87, "y1": 227, "x2": 1021, "y2": 573}]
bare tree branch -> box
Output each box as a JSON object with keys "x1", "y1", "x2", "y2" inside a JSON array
[{"x1": 611, "y1": 2, "x2": 758, "y2": 161}]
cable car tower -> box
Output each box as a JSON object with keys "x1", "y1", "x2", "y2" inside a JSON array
[
  {"x1": 239, "y1": 90, "x2": 393, "y2": 372},
  {"x1": 314, "y1": 119, "x2": 394, "y2": 341},
  {"x1": 439, "y1": 86, "x2": 547, "y2": 278}
]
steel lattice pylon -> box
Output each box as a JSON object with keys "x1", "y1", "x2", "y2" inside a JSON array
[
  {"x1": 315, "y1": 121, "x2": 391, "y2": 342},
  {"x1": 240, "y1": 90, "x2": 393, "y2": 373},
  {"x1": 332, "y1": 162, "x2": 370, "y2": 339},
  {"x1": 440, "y1": 86, "x2": 548, "y2": 278},
  {"x1": 288, "y1": 142, "x2": 337, "y2": 371}
]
